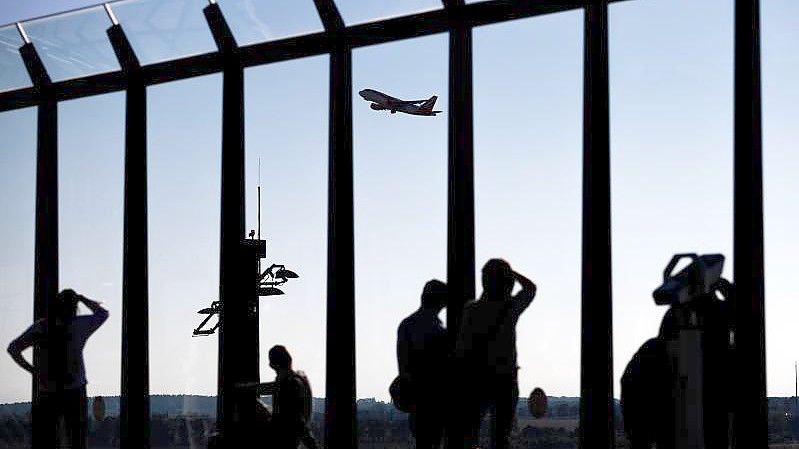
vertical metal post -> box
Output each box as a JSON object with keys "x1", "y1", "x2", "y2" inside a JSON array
[
  {"x1": 107, "y1": 17, "x2": 151, "y2": 448},
  {"x1": 309, "y1": 3, "x2": 354, "y2": 445},
  {"x1": 18, "y1": 32, "x2": 59, "y2": 449},
  {"x1": 325, "y1": 40, "x2": 356, "y2": 449},
  {"x1": 732, "y1": 0, "x2": 767, "y2": 447},
  {"x1": 204, "y1": 4, "x2": 251, "y2": 446},
  {"x1": 579, "y1": 2, "x2": 615, "y2": 448},
  {"x1": 445, "y1": 0, "x2": 475, "y2": 350}
]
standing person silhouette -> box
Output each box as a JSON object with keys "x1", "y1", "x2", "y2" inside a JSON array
[
  {"x1": 396, "y1": 280, "x2": 449, "y2": 449},
  {"x1": 453, "y1": 259, "x2": 536, "y2": 449},
  {"x1": 7, "y1": 289, "x2": 109, "y2": 449},
  {"x1": 261, "y1": 345, "x2": 318, "y2": 449}
]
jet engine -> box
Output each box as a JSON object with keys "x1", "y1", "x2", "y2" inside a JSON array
[{"x1": 370, "y1": 103, "x2": 385, "y2": 110}]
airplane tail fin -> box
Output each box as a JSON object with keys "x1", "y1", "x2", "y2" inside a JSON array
[{"x1": 419, "y1": 96, "x2": 438, "y2": 112}]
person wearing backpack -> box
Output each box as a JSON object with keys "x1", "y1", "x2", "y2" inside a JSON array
[
  {"x1": 453, "y1": 259, "x2": 536, "y2": 449},
  {"x1": 395, "y1": 280, "x2": 449, "y2": 449},
  {"x1": 263, "y1": 345, "x2": 318, "y2": 449}
]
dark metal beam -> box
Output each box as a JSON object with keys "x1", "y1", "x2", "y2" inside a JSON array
[
  {"x1": 446, "y1": 8, "x2": 474, "y2": 353},
  {"x1": 108, "y1": 20, "x2": 151, "y2": 449},
  {"x1": 312, "y1": 0, "x2": 345, "y2": 32},
  {"x1": 0, "y1": 0, "x2": 630, "y2": 113},
  {"x1": 579, "y1": 2, "x2": 614, "y2": 449},
  {"x1": 19, "y1": 37, "x2": 59, "y2": 449},
  {"x1": 324, "y1": 43, "x2": 356, "y2": 449},
  {"x1": 203, "y1": 4, "x2": 254, "y2": 448},
  {"x1": 732, "y1": 0, "x2": 767, "y2": 447}
]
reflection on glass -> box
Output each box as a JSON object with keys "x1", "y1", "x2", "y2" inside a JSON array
[
  {"x1": 216, "y1": 0, "x2": 322, "y2": 46},
  {"x1": 0, "y1": 25, "x2": 31, "y2": 92},
  {"x1": 334, "y1": 0, "x2": 442, "y2": 26},
  {"x1": 22, "y1": 6, "x2": 120, "y2": 82},
  {"x1": 110, "y1": 0, "x2": 216, "y2": 65}
]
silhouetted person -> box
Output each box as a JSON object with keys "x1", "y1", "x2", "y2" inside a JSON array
[
  {"x1": 622, "y1": 300, "x2": 732, "y2": 449},
  {"x1": 396, "y1": 279, "x2": 449, "y2": 449},
  {"x1": 454, "y1": 259, "x2": 536, "y2": 449},
  {"x1": 7, "y1": 289, "x2": 108, "y2": 449},
  {"x1": 261, "y1": 345, "x2": 318, "y2": 449}
]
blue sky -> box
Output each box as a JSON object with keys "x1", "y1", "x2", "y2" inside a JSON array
[{"x1": 0, "y1": 0, "x2": 798, "y2": 406}]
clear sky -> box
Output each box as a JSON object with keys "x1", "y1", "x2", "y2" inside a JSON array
[{"x1": 0, "y1": 0, "x2": 797, "y2": 407}]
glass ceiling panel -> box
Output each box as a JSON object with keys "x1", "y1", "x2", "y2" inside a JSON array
[
  {"x1": 110, "y1": 0, "x2": 216, "y2": 66},
  {"x1": 216, "y1": 0, "x2": 323, "y2": 46},
  {"x1": 0, "y1": 25, "x2": 32, "y2": 93},
  {"x1": 334, "y1": 0, "x2": 442, "y2": 26},
  {"x1": 22, "y1": 6, "x2": 120, "y2": 82}
]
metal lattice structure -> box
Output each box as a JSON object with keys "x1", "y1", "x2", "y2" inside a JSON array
[{"x1": 0, "y1": 0, "x2": 767, "y2": 448}]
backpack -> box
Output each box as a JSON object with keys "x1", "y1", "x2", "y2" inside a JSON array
[
  {"x1": 389, "y1": 375, "x2": 416, "y2": 413},
  {"x1": 621, "y1": 337, "x2": 673, "y2": 448}
]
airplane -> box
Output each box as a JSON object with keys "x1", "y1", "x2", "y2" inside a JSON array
[{"x1": 359, "y1": 89, "x2": 442, "y2": 116}]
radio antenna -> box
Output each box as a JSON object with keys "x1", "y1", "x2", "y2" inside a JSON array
[{"x1": 257, "y1": 157, "x2": 261, "y2": 241}]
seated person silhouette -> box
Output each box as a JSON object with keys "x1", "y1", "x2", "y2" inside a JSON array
[
  {"x1": 453, "y1": 259, "x2": 536, "y2": 449},
  {"x1": 259, "y1": 345, "x2": 318, "y2": 449},
  {"x1": 395, "y1": 279, "x2": 449, "y2": 449},
  {"x1": 7, "y1": 289, "x2": 108, "y2": 449}
]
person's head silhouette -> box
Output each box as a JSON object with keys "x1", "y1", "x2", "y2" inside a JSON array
[
  {"x1": 420, "y1": 279, "x2": 448, "y2": 312},
  {"x1": 482, "y1": 258, "x2": 514, "y2": 301},
  {"x1": 56, "y1": 289, "x2": 79, "y2": 323},
  {"x1": 268, "y1": 345, "x2": 293, "y2": 373}
]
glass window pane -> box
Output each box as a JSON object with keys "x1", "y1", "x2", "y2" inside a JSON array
[
  {"x1": 0, "y1": 108, "x2": 37, "y2": 407},
  {"x1": 762, "y1": 0, "x2": 799, "y2": 398},
  {"x1": 216, "y1": 0, "x2": 323, "y2": 47},
  {"x1": 58, "y1": 93, "x2": 125, "y2": 447},
  {"x1": 474, "y1": 12, "x2": 583, "y2": 442},
  {"x1": 22, "y1": 6, "x2": 120, "y2": 82},
  {"x1": 0, "y1": 25, "x2": 32, "y2": 93},
  {"x1": 148, "y1": 74, "x2": 221, "y2": 429},
  {"x1": 334, "y1": 0, "x2": 442, "y2": 26},
  {"x1": 244, "y1": 57, "x2": 327, "y2": 422},
  {"x1": 353, "y1": 35, "x2": 447, "y2": 445},
  {"x1": 110, "y1": 0, "x2": 216, "y2": 66},
  {"x1": 609, "y1": 0, "x2": 734, "y2": 433}
]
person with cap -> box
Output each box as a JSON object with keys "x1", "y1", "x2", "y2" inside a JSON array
[
  {"x1": 453, "y1": 259, "x2": 536, "y2": 449},
  {"x1": 7, "y1": 289, "x2": 108, "y2": 449},
  {"x1": 395, "y1": 279, "x2": 449, "y2": 449}
]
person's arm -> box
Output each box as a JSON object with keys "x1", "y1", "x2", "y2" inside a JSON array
[
  {"x1": 77, "y1": 294, "x2": 108, "y2": 333},
  {"x1": 511, "y1": 271, "x2": 537, "y2": 316},
  {"x1": 7, "y1": 321, "x2": 42, "y2": 374}
]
